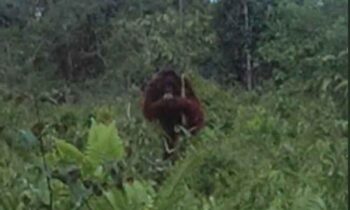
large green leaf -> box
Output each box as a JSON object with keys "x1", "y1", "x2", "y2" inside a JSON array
[{"x1": 85, "y1": 121, "x2": 125, "y2": 170}]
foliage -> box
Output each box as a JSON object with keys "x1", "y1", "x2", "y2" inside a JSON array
[
  {"x1": 53, "y1": 120, "x2": 124, "y2": 176},
  {"x1": 0, "y1": 74, "x2": 347, "y2": 209},
  {"x1": 0, "y1": 0, "x2": 120, "y2": 86},
  {"x1": 213, "y1": 0, "x2": 275, "y2": 86},
  {"x1": 103, "y1": 3, "x2": 216, "y2": 88},
  {"x1": 257, "y1": 0, "x2": 348, "y2": 115},
  {"x1": 0, "y1": 0, "x2": 347, "y2": 209}
]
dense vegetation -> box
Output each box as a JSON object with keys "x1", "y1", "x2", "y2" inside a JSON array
[{"x1": 0, "y1": 0, "x2": 347, "y2": 209}]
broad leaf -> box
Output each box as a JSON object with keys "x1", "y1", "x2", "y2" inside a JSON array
[{"x1": 85, "y1": 121, "x2": 125, "y2": 170}]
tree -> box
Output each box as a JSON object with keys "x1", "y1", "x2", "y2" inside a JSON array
[{"x1": 214, "y1": 0, "x2": 275, "y2": 88}]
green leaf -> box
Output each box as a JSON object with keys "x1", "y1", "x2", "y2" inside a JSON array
[
  {"x1": 291, "y1": 187, "x2": 327, "y2": 210},
  {"x1": 321, "y1": 78, "x2": 331, "y2": 92},
  {"x1": 321, "y1": 54, "x2": 336, "y2": 62},
  {"x1": 155, "y1": 153, "x2": 203, "y2": 210},
  {"x1": 56, "y1": 139, "x2": 85, "y2": 165},
  {"x1": 124, "y1": 180, "x2": 155, "y2": 208},
  {"x1": 334, "y1": 80, "x2": 348, "y2": 92},
  {"x1": 103, "y1": 189, "x2": 127, "y2": 210},
  {"x1": 85, "y1": 121, "x2": 125, "y2": 170}
]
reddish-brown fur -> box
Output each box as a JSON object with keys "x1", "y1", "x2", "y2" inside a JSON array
[{"x1": 141, "y1": 68, "x2": 204, "y2": 158}]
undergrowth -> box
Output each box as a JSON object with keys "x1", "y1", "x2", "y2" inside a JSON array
[{"x1": 0, "y1": 76, "x2": 347, "y2": 210}]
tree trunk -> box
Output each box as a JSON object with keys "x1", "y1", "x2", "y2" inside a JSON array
[
  {"x1": 243, "y1": 0, "x2": 253, "y2": 90},
  {"x1": 138, "y1": 0, "x2": 143, "y2": 16},
  {"x1": 179, "y1": 0, "x2": 184, "y2": 30}
]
